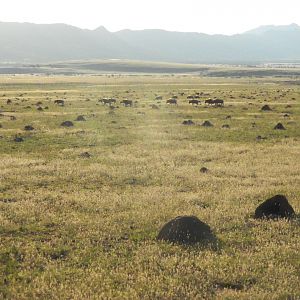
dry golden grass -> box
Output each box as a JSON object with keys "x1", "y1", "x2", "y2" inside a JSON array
[{"x1": 0, "y1": 75, "x2": 299, "y2": 299}]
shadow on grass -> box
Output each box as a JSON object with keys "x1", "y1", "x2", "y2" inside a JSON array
[{"x1": 157, "y1": 235, "x2": 222, "y2": 253}]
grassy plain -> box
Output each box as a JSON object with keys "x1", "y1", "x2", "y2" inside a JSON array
[{"x1": 0, "y1": 74, "x2": 299, "y2": 299}]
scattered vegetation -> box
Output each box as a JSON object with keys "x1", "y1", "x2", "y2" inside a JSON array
[{"x1": 0, "y1": 74, "x2": 299, "y2": 299}]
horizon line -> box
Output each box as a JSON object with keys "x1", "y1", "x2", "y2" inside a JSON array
[{"x1": 0, "y1": 20, "x2": 299, "y2": 36}]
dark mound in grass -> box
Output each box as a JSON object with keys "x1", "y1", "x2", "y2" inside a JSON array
[
  {"x1": 222, "y1": 124, "x2": 230, "y2": 128},
  {"x1": 274, "y1": 123, "x2": 285, "y2": 130},
  {"x1": 157, "y1": 216, "x2": 215, "y2": 245},
  {"x1": 202, "y1": 120, "x2": 213, "y2": 127},
  {"x1": 61, "y1": 121, "x2": 74, "y2": 127},
  {"x1": 256, "y1": 135, "x2": 267, "y2": 141},
  {"x1": 255, "y1": 195, "x2": 295, "y2": 219},
  {"x1": 76, "y1": 115, "x2": 86, "y2": 121},
  {"x1": 182, "y1": 120, "x2": 194, "y2": 125},
  {"x1": 79, "y1": 152, "x2": 91, "y2": 158},
  {"x1": 200, "y1": 167, "x2": 209, "y2": 173},
  {"x1": 261, "y1": 105, "x2": 272, "y2": 111},
  {"x1": 14, "y1": 136, "x2": 24, "y2": 142},
  {"x1": 24, "y1": 125, "x2": 34, "y2": 131}
]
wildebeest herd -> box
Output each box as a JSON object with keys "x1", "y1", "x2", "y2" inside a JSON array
[
  {"x1": 2, "y1": 87, "x2": 295, "y2": 145},
  {"x1": 165, "y1": 95, "x2": 224, "y2": 106},
  {"x1": 99, "y1": 94, "x2": 225, "y2": 108},
  {"x1": 100, "y1": 97, "x2": 133, "y2": 107}
]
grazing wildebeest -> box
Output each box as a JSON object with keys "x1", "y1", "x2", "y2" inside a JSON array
[
  {"x1": 205, "y1": 99, "x2": 224, "y2": 106},
  {"x1": 101, "y1": 98, "x2": 116, "y2": 106},
  {"x1": 155, "y1": 96, "x2": 162, "y2": 100},
  {"x1": 108, "y1": 98, "x2": 117, "y2": 104},
  {"x1": 213, "y1": 99, "x2": 224, "y2": 106},
  {"x1": 166, "y1": 98, "x2": 177, "y2": 105},
  {"x1": 187, "y1": 95, "x2": 194, "y2": 99},
  {"x1": 189, "y1": 99, "x2": 200, "y2": 105},
  {"x1": 205, "y1": 99, "x2": 213, "y2": 105},
  {"x1": 120, "y1": 99, "x2": 133, "y2": 107},
  {"x1": 54, "y1": 99, "x2": 65, "y2": 106}
]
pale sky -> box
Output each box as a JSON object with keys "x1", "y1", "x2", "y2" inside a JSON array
[{"x1": 1, "y1": 0, "x2": 300, "y2": 35}]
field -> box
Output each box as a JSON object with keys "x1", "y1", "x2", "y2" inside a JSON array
[{"x1": 0, "y1": 74, "x2": 299, "y2": 299}]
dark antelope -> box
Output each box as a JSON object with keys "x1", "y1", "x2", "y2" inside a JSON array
[
  {"x1": 100, "y1": 98, "x2": 116, "y2": 106},
  {"x1": 166, "y1": 98, "x2": 177, "y2": 105},
  {"x1": 120, "y1": 99, "x2": 133, "y2": 107},
  {"x1": 54, "y1": 99, "x2": 65, "y2": 106},
  {"x1": 189, "y1": 99, "x2": 200, "y2": 105},
  {"x1": 205, "y1": 99, "x2": 224, "y2": 106}
]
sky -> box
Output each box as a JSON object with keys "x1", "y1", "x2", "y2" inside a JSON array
[{"x1": 0, "y1": 0, "x2": 300, "y2": 35}]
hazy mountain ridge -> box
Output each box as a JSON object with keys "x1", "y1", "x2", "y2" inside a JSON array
[
  {"x1": 244, "y1": 23, "x2": 300, "y2": 35},
  {"x1": 0, "y1": 22, "x2": 300, "y2": 63}
]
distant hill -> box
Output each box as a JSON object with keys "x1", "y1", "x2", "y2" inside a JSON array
[
  {"x1": 244, "y1": 23, "x2": 300, "y2": 35},
  {"x1": 0, "y1": 22, "x2": 300, "y2": 63}
]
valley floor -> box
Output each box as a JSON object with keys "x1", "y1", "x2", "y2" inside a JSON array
[{"x1": 0, "y1": 75, "x2": 299, "y2": 299}]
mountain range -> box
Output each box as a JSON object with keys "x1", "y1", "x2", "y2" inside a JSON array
[{"x1": 0, "y1": 22, "x2": 300, "y2": 63}]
